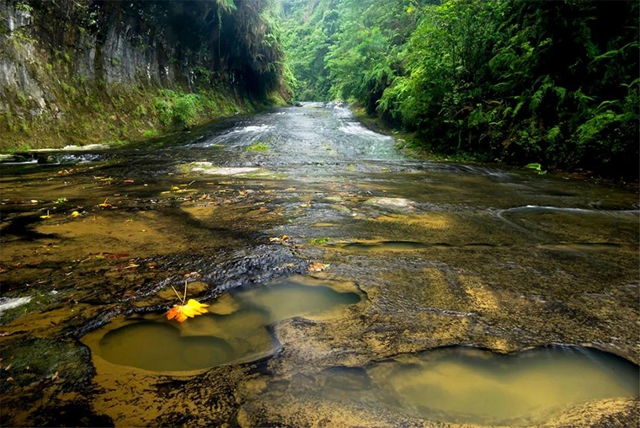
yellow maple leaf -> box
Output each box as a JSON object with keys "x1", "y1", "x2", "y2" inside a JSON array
[
  {"x1": 166, "y1": 299, "x2": 208, "y2": 323},
  {"x1": 98, "y1": 198, "x2": 112, "y2": 208}
]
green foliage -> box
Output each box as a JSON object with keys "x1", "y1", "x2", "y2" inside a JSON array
[
  {"x1": 60, "y1": 82, "x2": 77, "y2": 96},
  {"x1": 279, "y1": 0, "x2": 422, "y2": 103},
  {"x1": 246, "y1": 141, "x2": 270, "y2": 152},
  {"x1": 525, "y1": 163, "x2": 547, "y2": 175},
  {"x1": 173, "y1": 94, "x2": 203, "y2": 126},
  {"x1": 153, "y1": 90, "x2": 205, "y2": 128},
  {"x1": 15, "y1": 2, "x2": 34, "y2": 13},
  {"x1": 280, "y1": 0, "x2": 638, "y2": 178}
]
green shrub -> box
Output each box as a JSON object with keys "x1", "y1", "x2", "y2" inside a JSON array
[{"x1": 173, "y1": 94, "x2": 202, "y2": 126}]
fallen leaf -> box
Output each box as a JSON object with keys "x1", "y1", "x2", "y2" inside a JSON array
[
  {"x1": 6, "y1": 377, "x2": 14, "y2": 382},
  {"x1": 124, "y1": 179, "x2": 134, "y2": 184},
  {"x1": 167, "y1": 299, "x2": 209, "y2": 323},
  {"x1": 70, "y1": 211, "x2": 81, "y2": 218},
  {"x1": 40, "y1": 210, "x2": 52, "y2": 219},
  {"x1": 171, "y1": 186, "x2": 180, "y2": 191},
  {"x1": 98, "y1": 198, "x2": 112, "y2": 208}
]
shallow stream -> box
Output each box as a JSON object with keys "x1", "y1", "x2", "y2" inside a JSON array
[{"x1": 1, "y1": 102, "x2": 638, "y2": 427}]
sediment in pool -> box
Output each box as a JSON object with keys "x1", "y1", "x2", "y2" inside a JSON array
[
  {"x1": 82, "y1": 276, "x2": 362, "y2": 372},
  {"x1": 316, "y1": 345, "x2": 640, "y2": 426}
]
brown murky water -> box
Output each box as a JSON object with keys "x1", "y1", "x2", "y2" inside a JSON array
[
  {"x1": 343, "y1": 346, "x2": 638, "y2": 426},
  {"x1": 83, "y1": 276, "x2": 361, "y2": 372},
  {"x1": 1, "y1": 102, "x2": 638, "y2": 427}
]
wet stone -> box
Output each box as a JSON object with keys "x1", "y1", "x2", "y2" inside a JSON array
[
  {"x1": 1, "y1": 103, "x2": 638, "y2": 427},
  {"x1": 248, "y1": 346, "x2": 639, "y2": 427},
  {"x1": 363, "y1": 196, "x2": 415, "y2": 213}
]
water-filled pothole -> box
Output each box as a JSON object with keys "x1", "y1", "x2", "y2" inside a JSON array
[
  {"x1": 319, "y1": 346, "x2": 639, "y2": 426},
  {"x1": 83, "y1": 276, "x2": 361, "y2": 372}
]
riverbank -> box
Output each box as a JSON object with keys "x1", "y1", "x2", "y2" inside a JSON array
[
  {"x1": 0, "y1": 89, "x2": 290, "y2": 153},
  {"x1": 351, "y1": 103, "x2": 639, "y2": 186}
]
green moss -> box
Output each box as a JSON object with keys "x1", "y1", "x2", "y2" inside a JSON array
[
  {"x1": 0, "y1": 65, "x2": 253, "y2": 150},
  {"x1": 60, "y1": 81, "x2": 77, "y2": 96},
  {"x1": 246, "y1": 141, "x2": 270, "y2": 152},
  {"x1": 16, "y1": 92, "x2": 28, "y2": 107},
  {"x1": 0, "y1": 20, "x2": 9, "y2": 36},
  {"x1": 310, "y1": 237, "x2": 331, "y2": 244},
  {"x1": 0, "y1": 337, "x2": 92, "y2": 394}
]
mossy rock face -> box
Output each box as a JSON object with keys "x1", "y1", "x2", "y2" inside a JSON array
[
  {"x1": 0, "y1": 0, "x2": 282, "y2": 151},
  {"x1": 0, "y1": 20, "x2": 9, "y2": 36},
  {"x1": 0, "y1": 337, "x2": 94, "y2": 394},
  {"x1": 0, "y1": 336, "x2": 102, "y2": 426}
]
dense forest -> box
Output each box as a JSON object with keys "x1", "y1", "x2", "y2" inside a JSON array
[{"x1": 278, "y1": 0, "x2": 639, "y2": 179}]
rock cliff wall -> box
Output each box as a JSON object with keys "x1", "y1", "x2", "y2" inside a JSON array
[{"x1": 0, "y1": 0, "x2": 285, "y2": 149}]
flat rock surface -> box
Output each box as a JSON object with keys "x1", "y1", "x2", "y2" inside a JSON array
[{"x1": 1, "y1": 103, "x2": 638, "y2": 427}]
